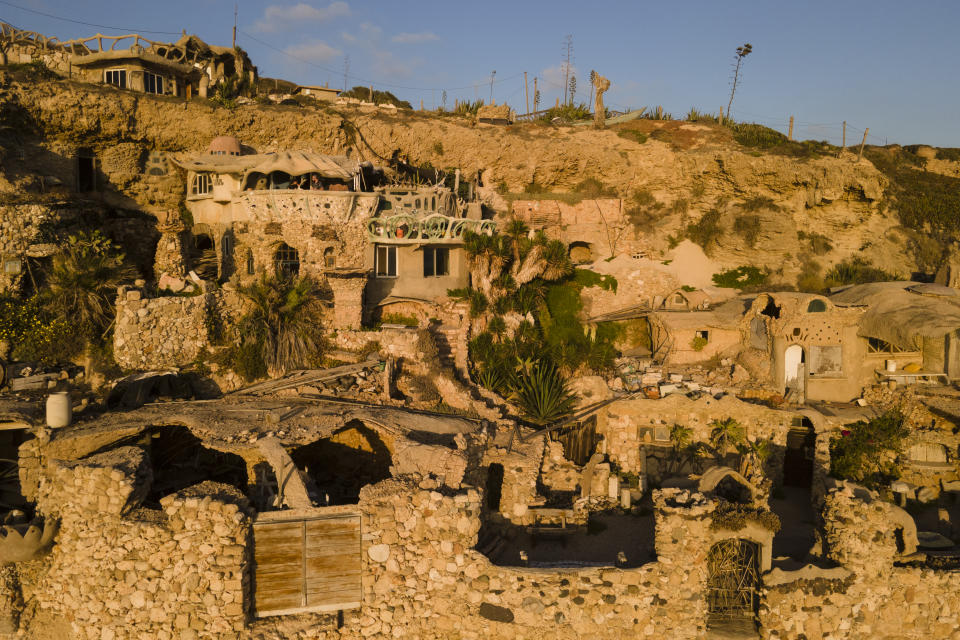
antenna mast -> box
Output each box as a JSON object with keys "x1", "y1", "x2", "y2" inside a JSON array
[{"x1": 232, "y1": 3, "x2": 237, "y2": 48}]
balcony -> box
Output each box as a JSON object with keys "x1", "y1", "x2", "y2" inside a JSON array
[{"x1": 367, "y1": 213, "x2": 496, "y2": 244}]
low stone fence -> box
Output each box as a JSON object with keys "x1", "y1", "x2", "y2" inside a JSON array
[
  {"x1": 333, "y1": 327, "x2": 422, "y2": 360},
  {"x1": 32, "y1": 447, "x2": 251, "y2": 639}
]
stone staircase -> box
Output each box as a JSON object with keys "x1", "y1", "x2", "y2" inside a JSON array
[{"x1": 431, "y1": 325, "x2": 460, "y2": 370}]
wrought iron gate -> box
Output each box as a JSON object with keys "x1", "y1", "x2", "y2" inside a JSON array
[{"x1": 706, "y1": 538, "x2": 760, "y2": 620}]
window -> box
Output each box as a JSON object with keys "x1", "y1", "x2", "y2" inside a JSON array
[
  {"x1": 191, "y1": 173, "x2": 212, "y2": 196},
  {"x1": 246, "y1": 249, "x2": 254, "y2": 275},
  {"x1": 423, "y1": 247, "x2": 449, "y2": 277},
  {"x1": 324, "y1": 247, "x2": 336, "y2": 269},
  {"x1": 808, "y1": 345, "x2": 843, "y2": 376},
  {"x1": 143, "y1": 72, "x2": 164, "y2": 95},
  {"x1": 695, "y1": 330, "x2": 710, "y2": 342},
  {"x1": 3, "y1": 259, "x2": 21, "y2": 275},
  {"x1": 807, "y1": 299, "x2": 827, "y2": 313},
  {"x1": 273, "y1": 243, "x2": 300, "y2": 278},
  {"x1": 104, "y1": 69, "x2": 126, "y2": 89},
  {"x1": 867, "y1": 337, "x2": 913, "y2": 354},
  {"x1": 376, "y1": 245, "x2": 397, "y2": 277}
]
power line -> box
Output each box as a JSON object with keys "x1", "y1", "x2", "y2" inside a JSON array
[
  {"x1": 238, "y1": 29, "x2": 522, "y2": 93},
  {"x1": 0, "y1": 0, "x2": 181, "y2": 35}
]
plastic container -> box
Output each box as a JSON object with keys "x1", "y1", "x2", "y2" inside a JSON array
[
  {"x1": 46, "y1": 391, "x2": 72, "y2": 428},
  {"x1": 885, "y1": 359, "x2": 897, "y2": 373}
]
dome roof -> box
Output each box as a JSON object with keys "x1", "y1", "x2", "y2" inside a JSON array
[{"x1": 207, "y1": 136, "x2": 242, "y2": 156}]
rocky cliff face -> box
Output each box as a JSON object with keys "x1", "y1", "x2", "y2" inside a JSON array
[{"x1": 0, "y1": 71, "x2": 945, "y2": 283}]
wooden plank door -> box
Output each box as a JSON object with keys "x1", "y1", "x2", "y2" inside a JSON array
[{"x1": 253, "y1": 512, "x2": 361, "y2": 618}]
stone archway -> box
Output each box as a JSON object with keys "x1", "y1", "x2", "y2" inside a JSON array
[{"x1": 706, "y1": 538, "x2": 761, "y2": 628}]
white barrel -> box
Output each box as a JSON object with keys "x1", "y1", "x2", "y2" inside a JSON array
[
  {"x1": 46, "y1": 392, "x2": 72, "y2": 428},
  {"x1": 885, "y1": 359, "x2": 897, "y2": 372}
]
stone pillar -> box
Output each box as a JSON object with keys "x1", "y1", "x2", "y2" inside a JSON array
[
  {"x1": 327, "y1": 273, "x2": 367, "y2": 330},
  {"x1": 154, "y1": 225, "x2": 188, "y2": 281}
]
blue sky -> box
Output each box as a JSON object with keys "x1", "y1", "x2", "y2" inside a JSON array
[{"x1": 3, "y1": 0, "x2": 959, "y2": 146}]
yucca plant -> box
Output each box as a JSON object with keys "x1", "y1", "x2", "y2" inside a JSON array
[
  {"x1": 43, "y1": 230, "x2": 137, "y2": 341},
  {"x1": 237, "y1": 273, "x2": 327, "y2": 377},
  {"x1": 509, "y1": 359, "x2": 577, "y2": 426}
]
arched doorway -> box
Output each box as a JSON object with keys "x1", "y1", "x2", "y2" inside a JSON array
[
  {"x1": 706, "y1": 538, "x2": 760, "y2": 629},
  {"x1": 193, "y1": 233, "x2": 218, "y2": 280},
  {"x1": 784, "y1": 344, "x2": 805, "y2": 400}
]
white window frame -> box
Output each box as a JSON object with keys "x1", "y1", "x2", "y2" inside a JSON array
[
  {"x1": 104, "y1": 69, "x2": 127, "y2": 89},
  {"x1": 191, "y1": 173, "x2": 212, "y2": 196},
  {"x1": 375, "y1": 245, "x2": 397, "y2": 278},
  {"x1": 143, "y1": 71, "x2": 164, "y2": 95}
]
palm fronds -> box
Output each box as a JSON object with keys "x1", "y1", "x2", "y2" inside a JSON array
[{"x1": 509, "y1": 359, "x2": 577, "y2": 426}]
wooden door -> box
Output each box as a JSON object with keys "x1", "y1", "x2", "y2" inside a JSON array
[{"x1": 253, "y1": 512, "x2": 361, "y2": 617}]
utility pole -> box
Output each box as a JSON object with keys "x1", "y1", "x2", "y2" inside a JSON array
[
  {"x1": 534, "y1": 77, "x2": 539, "y2": 111},
  {"x1": 562, "y1": 35, "x2": 573, "y2": 106},
  {"x1": 232, "y1": 3, "x2": 237, "y2": 48},
  {"x1": 842, "y1": 121, "x2": 846, "y2": 149},
  {"x1": 523, "y1": 71, "x2": 529, "y2": 115},
  {"x1": 342, "y1": 55, "x2": 350, "y2": 92},
  {"x1": 858, "y1": 127, "x2": 869, "y2": 161},
  {"x1": 489, "y1": 70, "x2": 496, "y2": 104}
]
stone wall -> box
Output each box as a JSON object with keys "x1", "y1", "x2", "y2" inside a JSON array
[
  {"x1": 342, "y1": 479, "x2": 710, "y2": 639},
  {"x1": 333, "y1": 327, "x2": 421, "y2": 360},
  {"x1": 0, "y1": 203, "x2": 55, "y2": 294},
  {"x1": 31, "y1": 447, "x2": 251, "y2": 640},
  {"x1": 113, "y1": 288, "x2": 210, "y2": 370},
  {"x1": 760, "y1": 482, "x2": 960, "y2": 639}
]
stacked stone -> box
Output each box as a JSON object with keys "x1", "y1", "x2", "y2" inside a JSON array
[
  {"x1": 822, "y1": 485, "x2": 899, "y2": 574},
  {"x1": 334, "y1": 329, "x2": 421, "y2": 360},
  {"x1": 31, "y1": 448, "x2": 251, "y2": 640},
  {"x1": 114, "y1": 290, "x2": 210, "y2": 370},
  {"x1": 539, "y1": 440, "x2": 581, "y2": 492},
  {"x1": 0, "y1": 203, "x2": 56, "y2": 294},
  {"x1": 484, "y1": 436, "x2": 544, "y2": 525},
  {"x1": 16, "y1": 438, "x2": 42, "y2": 503}
]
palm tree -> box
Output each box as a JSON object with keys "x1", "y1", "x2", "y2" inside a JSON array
[
  {"x1": 237, "y1": 273, "x2": 327, "y2": 377},
  {"x1": 44, "y1": 231, "x2": 137, "y2": 341},
  {"x1": 709, "y1": 417, "x2": 746, "y2": 462}
]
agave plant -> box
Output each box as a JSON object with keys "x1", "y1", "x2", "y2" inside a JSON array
[
  {"x1": 43, "y1": 230, "x2": 137, "y2": 341},
  {"x1": 509, "y1": 359, "x2": 577, "y2": 426},
  {"x1": 237, "y1": 273, "x2": 327, "y2": 377}
]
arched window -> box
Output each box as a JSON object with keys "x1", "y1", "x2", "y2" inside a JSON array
[
  {"x1": 273, "y1": 243, "x2": 300, "y2": 277},
  {"x1": 191, "y1": 173, "x2": 212, "y2": 195},
  {"x1": 807, "y1": 299, "x2": 827, "y2": 313},
  {"x1": 324, "y1": 247, "x2": 336, "y2": 269}
]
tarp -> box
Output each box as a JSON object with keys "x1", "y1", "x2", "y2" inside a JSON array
[
  {"x1": 831, "y1": 281, "x2": 960, "y2": 349},
  {"x1": 174, "y1": 151, "x2": 358, "y2": 181}
]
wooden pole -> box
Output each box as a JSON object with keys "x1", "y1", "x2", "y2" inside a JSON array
[
  {"x1": 369, "y1": 85, "x2": 373, "y2": 102},
  {"x1": 842, "y1": 121, "x2": 846, "y2": 149},
  {"x1": 858, "y1": 127, "x2": 869, "y2": 161},
  {"x1": 718, "y1": 106, "x2": 723, "y2": 126},
  {"x1": 788, "y1": 116, "x2": 794, "y2": 141},
  {"x1": 534, "y1": 77, "x2": 538, "y2": 110},
  {"x1": 523, "y1": 71, "x2": 529, "y2": 115}
]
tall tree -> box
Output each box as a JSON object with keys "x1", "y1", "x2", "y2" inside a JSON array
[{"x1": 726, "y1": 43, "x2": 753, "y2": 120}]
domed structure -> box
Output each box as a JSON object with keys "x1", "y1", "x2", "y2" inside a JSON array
[{"x1": 207, "y1": 136, "x2": 242, "y2": 156}]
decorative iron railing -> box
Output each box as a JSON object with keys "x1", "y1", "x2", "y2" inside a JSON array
[{"x1": 367, "y1": 213, "x2": 496, "y2": 244}]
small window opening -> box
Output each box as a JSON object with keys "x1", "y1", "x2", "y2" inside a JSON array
[
  {"x1": 793, "y1": 327, "x2": 801, "y2": 337},
  {"x1": 324, "y1": 247, "x2": 336, "y2": 269},
  {"x1": 696, "y1": 330, "x2": 710, "y2": 341},
  {"x1": 273, "y1": 243, "x2": 300, "y2": 278},
  {"x1": 104, "y1": 69, "x2": 127, "y2": 89},
  {"x1": 807, "y1": 299, "x2": 827, "y2": 313},
  {"x1": 246, "y1": 249, "x2": 255, "y2": 275}
]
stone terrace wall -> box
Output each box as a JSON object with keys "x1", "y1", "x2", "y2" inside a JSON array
[
  {"x1": 114, "y1": 289, "x2": 210, "y2": 370},
  {"x1": 760, "y1": 484, "x2": 960, "y2": 639},
  {"x1": 320, "y1": 479, "x2": 712, "y2": 639},
  {"x1": 32, "y1": 447, "x2": 251, "y2": 640}
]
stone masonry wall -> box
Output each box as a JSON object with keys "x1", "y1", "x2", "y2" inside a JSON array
[
  {"x1": 31, "y1": 446, "x2": 251, "y2": 640},
  {"x1": 335, "y1": 478, "x2": 709, "y2": 640},
  {"x1": 114, "y1": 289, "x2": 210, "y2": 370},
  {"x1": 760, "y1": 483, "x2": 960, "y2": 639}
]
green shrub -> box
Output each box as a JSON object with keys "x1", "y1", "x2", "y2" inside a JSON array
[
  {"x1": 740, "y1": 196, "x2": 780, "y2": 213},
  {"x1": 432, "y1": 141, "x2": 444, "y2": 155},
  {"x1": 797, "y1": 231, "x2": 833, "y2": 255},
  {"x1": 380, "y1": 312, "x2": 419, "y2": 327},
  {"x1": 572, "y1": 178, "x2": 616, "y2": 198},
  {"x1": 537, "y1": 102, "x2": 592, "y2": 123},
  {"x1": 733, "y1": 214, "x2": 762, "y2": 247},
  {"x1": 0, "y1": 295, "x2": 77, "y2": 364},
  {"x1": 685, "y1": 208, "x2": 725, "y2": 251},
  {"x1": 691, "y1": 336, "x2": 708, "y2": 352},
  {"x1": 712, "y1": 266, "x2": 769, "y2": 289},
  {"x1": 626, "y1": 189, "x2": 664, "y2": 228},
  {"x1": 824, "y1": 257, "x2": 898, "y2": 286},
  {"x1": 573, "y1": 269, "x2": 618, "y2": 293},
  {"x1": 729, "y1": 123, "x2": 788, "y2": 148},
  {"x1": 830, "y1": 411, "x2": 908, "y2": 488},
  {"x1": 340, "y1": 86, "x2": 412, "y2": 109},
  {"x1": 617, "y1": 129, "x2": 648, "y2": 144},
  {"x1": 936, "y1": 148, "x2": 960, "y2": 162}
]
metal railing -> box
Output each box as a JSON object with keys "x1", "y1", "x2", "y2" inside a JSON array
[{"x1": 367, "y1": 213, "x2": 495, "y2": 244}]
